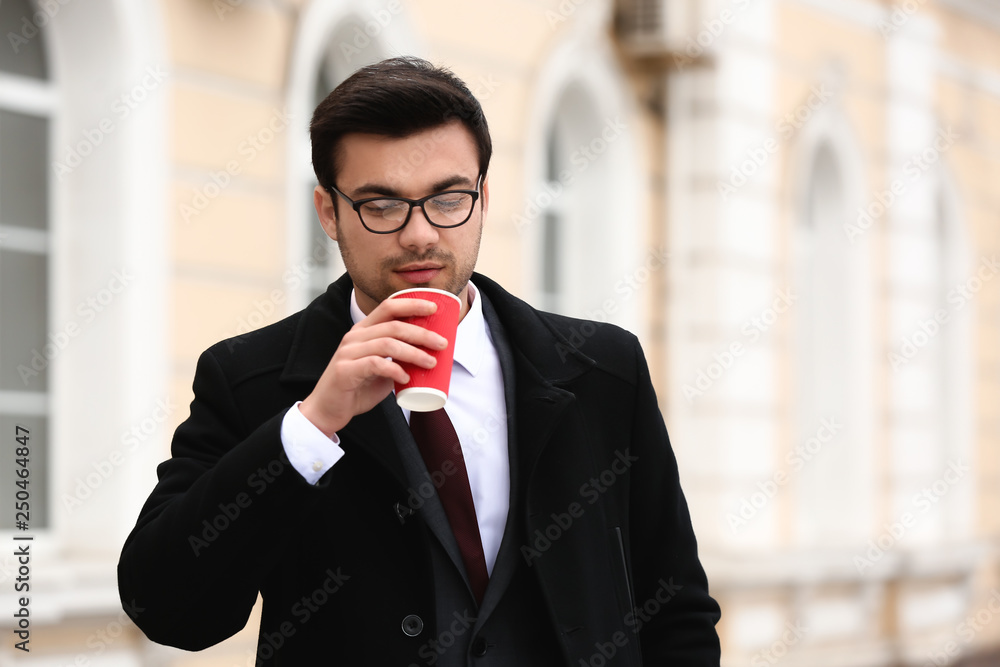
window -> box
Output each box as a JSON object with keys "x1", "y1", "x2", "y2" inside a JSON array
[
  {"x1": 292, "y1": 19, "x2": 388, "y2": 304},
  {"x1": 535, "y1": 82, "x2": 639, "y2": 326},
  {"x1": 0, "y1": 0, "x2": 53, "y2": 530},
  {"x1": 793, "y1": 141, "x2": 867, "y2": 546}
]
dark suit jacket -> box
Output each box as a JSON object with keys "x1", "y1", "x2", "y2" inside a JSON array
[{"x1": 118, "y1": 272, "x2": 721, "y2": 665}]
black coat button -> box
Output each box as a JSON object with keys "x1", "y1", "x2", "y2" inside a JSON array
[
  {"x1": 471, "y1": 636, "x2": 488, "y2": 657},
  {"x1": 401, "y1": 614, "x2": 424, "y2": 637}
]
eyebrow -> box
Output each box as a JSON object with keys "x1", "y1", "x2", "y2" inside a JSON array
[{"x1": 350, "y1": 175, "x2": 477, "y2": 198}]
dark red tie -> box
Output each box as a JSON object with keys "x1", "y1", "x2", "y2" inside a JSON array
[{"x1": 409, "y1": 408, "x2": 489, "y2": 604}]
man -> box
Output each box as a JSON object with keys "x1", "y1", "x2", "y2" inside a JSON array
[{"x1": 119, "y1": 57, "x2": 720, "y2": 666}]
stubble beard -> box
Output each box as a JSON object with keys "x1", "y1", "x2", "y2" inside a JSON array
[{"x1": 335, "y1": 215, "x2": 482, "y2": 306}]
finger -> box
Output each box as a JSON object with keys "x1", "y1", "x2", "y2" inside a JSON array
[
  {"x1": 345, "y1": 320, "x2": 449, "y2": 351},
  {"x1": 353, "y1": 355, "x2": 412, "y2": 386},
  {"x1": 341, "y1": 336, "x2": 439, "y2": 369}
]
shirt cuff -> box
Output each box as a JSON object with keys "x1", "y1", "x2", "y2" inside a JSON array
[{"x1": 281, "y1": 401, "x2": 345, "y2": 485}]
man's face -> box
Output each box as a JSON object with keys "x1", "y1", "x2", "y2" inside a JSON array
[{"x1": 313, "y1": 120, "x2": 488, "y2": 317}]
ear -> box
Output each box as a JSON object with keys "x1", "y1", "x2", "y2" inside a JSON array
[
  {"x1": 314, "y1": 185, "x2": 338, "y2": 241},
  {"x1": 481, "y1": 174, "x2": 490, "y2": 219}
]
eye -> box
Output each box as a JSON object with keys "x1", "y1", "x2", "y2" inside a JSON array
[
  {"x1": 429, "y1": 193, "x2": 471, "y2": 211},
  {"x1": 361, "y1": 199, "x2": 407, "y2": 216}
]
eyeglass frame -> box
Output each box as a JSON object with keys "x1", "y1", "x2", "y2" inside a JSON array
[{"x1": 325, "y1": 175, "x2": 484, "y2": 234}]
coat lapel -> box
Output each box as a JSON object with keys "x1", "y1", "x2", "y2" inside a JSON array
[
  {"x1": 378, "y1": 397, "x2": 473, "y2": 596},
  {"x1": 473, "y1": 274, "x2": 595, "y2": 496},
  {"x1": 475, "y1": 287, "x2": 578, "y2": 622}
]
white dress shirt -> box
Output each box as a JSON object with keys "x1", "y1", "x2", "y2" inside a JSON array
[{"x1": 280, "y1": 281, "x2": 510, "y2": 574}]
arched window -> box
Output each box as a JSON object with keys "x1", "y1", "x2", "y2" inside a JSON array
[
  {"x1": 539, "y1": 86, "x2": 606, "y2": 314},
  {"x1": 796, "y1": 145, "x2": 848, "y2": 439},
  {"x1": 792, "y1": 137, "x2": 873, "y2": 547},
  {"x1": 524, "y1": 39, "x2": 643, "y2": 332},
  {"x1": 299, "y1": 27, "x2": 387, "y2": 303},
  {"x1": 287, "y1": 4, "x2": 419, "y2": 310},
  {"x1": 538, "y1": 83, "x2": 638, "y2": 321},
  {"x1": 0, "y1": 0, "x2": 54, "y2": 530}
]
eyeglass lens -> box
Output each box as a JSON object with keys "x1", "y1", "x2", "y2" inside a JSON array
[{"x1": 360, "y1": 192, "x2": 475, "y2": 230}]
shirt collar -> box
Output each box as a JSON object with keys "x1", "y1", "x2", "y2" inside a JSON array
[{"x1": 349, "y1": 280, "x2": 487, "y2": 377}]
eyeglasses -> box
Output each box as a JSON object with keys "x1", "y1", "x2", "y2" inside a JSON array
[{"x1": 326, "y1": 176, "x2": 482, "y2": 234}]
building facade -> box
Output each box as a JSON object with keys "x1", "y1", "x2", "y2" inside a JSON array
[{"x1": 0, "y1": 0, "x2": 997, "y2": 665}]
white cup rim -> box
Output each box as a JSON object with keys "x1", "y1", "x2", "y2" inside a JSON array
[
  {"x1": 389, "y1": 287, "x2": 462, "y2": 305},
  {"x1": 396, "y1": 387, "x2": 448, "y2": 412}
]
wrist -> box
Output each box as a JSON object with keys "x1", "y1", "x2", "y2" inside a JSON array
[{"x1": 298, "y1": 398, "x2": 347, "y2": 438}]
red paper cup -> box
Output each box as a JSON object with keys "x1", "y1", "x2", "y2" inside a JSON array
[{"x1": 389, "y1": 288, "x2": 462, "y2": 412}]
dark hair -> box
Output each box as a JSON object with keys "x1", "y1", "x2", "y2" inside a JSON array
[{"x1": 310, "y1": 56, "x2": 492, "y2": 189}]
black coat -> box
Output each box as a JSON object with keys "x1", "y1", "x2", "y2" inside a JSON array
[{"x1": 118, "y1": 272, "x2": 721, "y2": 665}]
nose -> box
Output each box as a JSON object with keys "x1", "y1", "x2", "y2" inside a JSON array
[{"x1": 398, "y1": 204, "x2": 439, "y2": 251}]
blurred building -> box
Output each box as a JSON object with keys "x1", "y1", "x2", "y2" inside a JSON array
[{"x1": 0, "y1": 0, "x2": 998, "y2": 665}]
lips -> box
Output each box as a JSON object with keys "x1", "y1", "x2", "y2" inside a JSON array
[{"x1": 395, "y1": 264, "x2": 443, "y2": 284}]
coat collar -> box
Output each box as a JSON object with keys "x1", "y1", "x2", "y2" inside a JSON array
[
  {"x1": 279, "y1": 272, "x2": 597, "y2": 388},
  {"x1": 277, "y1": 272, "x2": 596, "y2": 511}
]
